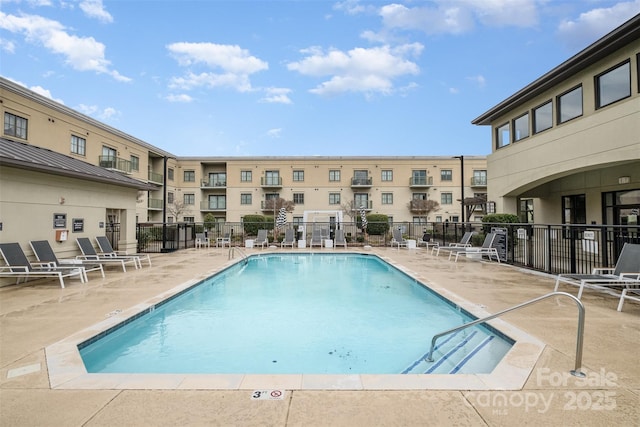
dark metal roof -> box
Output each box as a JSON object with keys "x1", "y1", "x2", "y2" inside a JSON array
[
  {"x1": 0, "y1": 138, "x2": 159, "y2": 190},
  {"x1": 472, "y1": 13, "x2": 640, "y2": 126}
]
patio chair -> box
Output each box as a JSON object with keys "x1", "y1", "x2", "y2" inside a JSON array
[
  {"x1": 281, "y1": 229, "x2": 296, "y2": 248},
  {"x1": 554, "y1": 243, "x2": 640, "y2": 299},
  {"x1": 432, "y1": 231, "x2": 475, "y2": 256},
  {"x1": 255, "y1": 230, "x2": 269, "y2": 249},
  {"x1": 216, "y1": 233, "x2": 230, "y2": 248},
  {"x1": 96, "y1": 236, "x2": 150, "y2": 267},
  {"x1": 195, "y1": 233, "x2": 210, "y2": 249},
  {"x1": 334, "y1": 229, "x2": 347, "y2": 248},
  {"x1": 418, "y1": 233, "x2": 438, "y2": 251},
  {"x1": 0, "y1": 242, "x2": 86, "y2": 288},
  {"x1": 310, "y1": 228, "x2": 323, "y2": 248},
  {"x1": 391, "y1": 228, "x2": 407, "y2": 249},
  {"x1": 29, "y1": 240, "x2": 105, "y2": 280},
  {"x1": 617, "y1": 283, "x2": 640, "y2": 312},
  {"x1": 76, "y1": 238, "x2": 138, "y2": 272},
  {"x1": 449, "y1": 233, "x2": 500, "y2": 263}
]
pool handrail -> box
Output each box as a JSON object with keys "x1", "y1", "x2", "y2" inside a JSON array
[
  {"x1": 228, "y1": 246, "x2": 248, "y2": 264},
  {"x1": 425, "y1": 291, "x2": 586, "y2": 378}
]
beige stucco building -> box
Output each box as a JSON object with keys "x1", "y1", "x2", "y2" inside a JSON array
[
  {"x1": 473, "y1": 14, "x2": 640, "y2": 226},
  {"x1": 1, "y1": 76, "x2": 487, "y2": 251}
]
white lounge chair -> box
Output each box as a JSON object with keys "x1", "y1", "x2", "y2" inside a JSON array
[
  {"x1": 617, "y1": 284, "x2": 640, "y2": 312},
  {"x1": 76, "y1": 238, "x2": 138, "y2": 272},
  {"x1": 195, "y1": 233, "x2": 210, "y2": 249},
  {"x1": 334, "y1": 229, "x2": 347, "y2": 248},
  {"x1": 29, "y1": 240, "x2": 105, "y2": 280},
  {"x1": 555, "y1": 243, "x2": 640, "y2": 299},
  {"x1": 449, "y1": 233, "x2": 500, "y2": 263},
  {"x1": 310, "y1": 229, "x2": 323, "y2": 248},
  {"x1": 281, "y1": 229, "x2": 296, "y2": 248},
  {"x1": 0, "y1": 242, "x2": 86, "y2": 288},
  {"x1": 255, "y1": 230, "x2": 269, "y2": 249},
  {"x1": 432, "y1": 231, "x2": 475, "y2": 256},
  {"x1": 96, "y1": 236, "x2": 150, "y2": 267},
  {"x1": 391, "y1": 228, "x2": 407, "y2": 249},
  {"x1": 215, "y1": 233, "x2": 230, "y2": 248}
]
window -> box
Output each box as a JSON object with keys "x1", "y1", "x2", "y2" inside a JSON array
[
  {"x1": 130, "y1": 155, "x2": 139, "y2": 171},
  {"x1": 4, "y1": 112, "x2": 28, "y2": 139},
  {"x1": 100, "y1": 146, "x2": 117, "y2": 168},
  {"x1": 264, "y1": 170, "x2": 280, "y2": 186},
  {"x1": 472, "y1": 170, "x2": 487, "y2": 186},
  {"x1": 241, "y1": 170, "x2": 252, "y2": 182},
  {"x1": 208, "y1": 195, "x2": 226, "y2": 210},
  {"x1": 168, "y1": 168, "x2": 174, "y2": 181},
  {"x1": 183, "y1": 193, "x2": 195, "y2": 205},
  {"x1": 412, "y1": 170, "x2": 427, "y2": 185},
  {"x1": 596, "y1": 60, "x2": 630, "y2": 108},
  {"x1": 293, "y1": 170, "x2": 304, "y2": 182},
  {"x1": 183, "y1": 216, "x2": 195, "y2": 223},
  {"x1": 167, "y1": 216, "x2": 174, "y2": 223},
  {"x1": 70, "y1": 135, "x2": 86, "y2": 155},
  {"x1": 513, "y1": 113, "x2": 529, "y2": 141},
  {"x1": 557, "y1": 85, "x2": 582, "y2": 123},
  {"x1": 354, "y1": 193, "x2": 369, "y2": 208},
  {"x1": 184, "y1": 170, "x2": 195, "y2": 182},
  {"x1": 208, "y1": 172, "x2": 226, "y2": 186},
  {"x1": 533, "y1": 101, "x2": 553, "y2": 134},
  {"x1": 496, "y1": 123, "x2": 510, "y2": 148},
  {"x1": 562, "y1": 194, "x2": 586, "y2": 224},
  {"x1": 293, "y1": 193, "x2": 304, "y2": 204},
  {"x1": 381, "y1": 170, "x2": 393, "y2": 181},
  {"x1": 519, "y1": 198, "x2": 534, "y2": 223},
  {"x1": 412, "y1": 193, "x2": 426, "y2": 200},
  {"x1": 329, "y1": 193, "x2": 341, "y2": 205},
  {"x1": 441, "y1": 193, "x2": 453, "y2": 205},
  {"x1": 293, "y1": 216, "x2": 303, "y2": 228},
  {"x1": 167, "y1": 192, "x2": 174, "y2": 204},
  {"x1": 240, "y1": 193, "x2": 252, "y2": 205},
  {"x1": 440, "y1": 170, "x2": 452, "y2": 181},
  {"x1": 329, "y1": 170, "x2": 341, "y2": 182},
  {"x1": 353, "y1": 170, "x2": 369, "y2": 185},
  {"x1": 381, "y1": 193, "x2": 393, "y2": 204}
]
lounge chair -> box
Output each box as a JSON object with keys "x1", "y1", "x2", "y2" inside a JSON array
[
  {"x1": 418, "y1": 233, "x2": 438, "y2": 250},
  {"x1": 334, "y1": 229, "x2": 347, "y2": 248},
  {"x1": 0, "y1": 242, "x2": 86, "y2": 288},
  {"x1": 95, "y1": 236, "x2": 150, "y2": 267},
  {"x1": 432, "y1": 231, "x2": 475, "y2": 256},
  {"x1": 391, "y1": 228, "x2": 407, "y2": 249},
  {"x1": 255, "y1": 230, "x2": 269, "y2": 249},
  {"x1": 281, "y1": 229, "x2": 296, "y2": 248},
  {"x1": 29, "y1": 240, "x2": 105, "y2": 280},
  {"x1": 76, "y1": 238, "x2": 138, "y2": 272},
  {"x1": 310, "y1": 229, "x2": 323, "y2": 248},
  {"x1": 554, "y1": 243, "x2": 640, "y2": 299},
  {"x1": 617, "y1": 283, "x2": 640, "y2": 312},
  {"x1": 216, "y1": 233, "x2": 231, "y2": 248},
  {"x1": 449, "y1": 233, "x2": 500, "y2": 263},
  {"x1": 195, "y1": 233, "x2": 210, "y2": 249}
]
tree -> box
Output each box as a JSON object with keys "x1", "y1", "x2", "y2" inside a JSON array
[
  {"x1": 166, "y1": 200, "x2": 192, "y2": 221},
  {"x1": 408, "y1": 199, "x2": 440, "y2": 223},
  {"x1": 462, "y1": 194, "x2": 487, "y2": 222},
  {"x1": 340, "y1": 200, "x2": 358, "y2": 224},
  {"x1": 263, "y1": 197, "x2": 295, "y2": 212}
]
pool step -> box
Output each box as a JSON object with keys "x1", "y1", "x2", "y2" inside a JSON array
[{"x1": 402, "y1": 329, "x2": 498, "y2": 375}]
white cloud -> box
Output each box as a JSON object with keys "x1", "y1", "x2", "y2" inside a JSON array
[
  {"x1": 167, "y1": 42, "x2": 268, "y2": 92},
  {"x1": 4, "y1": 77, "x2": 65, "y2": 103},
  {"x1": 266, "y1": 128, "x2": 283, "y2": 138},
  {"x1": 260, "y1": 87, "x2": 293, "y2": 104},
  {"x1": 467, "y1": 74, "x2": 486, "y2": 88},
  {"x1": 557, "y1": 0, "x2": 640, "y2": 49},
  {"x1": 287, "y1": 44, "x2": 422, "y2": 96},
  {"x1": 0, "y1": 11, "x2": 130, "y2": 81},
  {"x1": 333, "y1": 0, "x2": 368, "y2": 15},
  {"x1": 79, "y1": 0, "x2": 113, "y2": 23},
  {"x1": 75, "y1": 103, "x2": 120, "y2": 120},
  {"x1": 165, "y1": 93, "x2": 193, "y2": 103},
  {"x1": 0, "y1": 38, "x2": 16, "y2": 53}
]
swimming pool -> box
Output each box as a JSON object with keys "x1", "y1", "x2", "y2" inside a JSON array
[{"x1": 79, "y1": 253, "x2": 512, "y2": 375}]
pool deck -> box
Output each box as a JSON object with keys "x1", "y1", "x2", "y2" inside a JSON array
[{"x1": 1, "y1": 246, "x2": 638, "y2": 426}]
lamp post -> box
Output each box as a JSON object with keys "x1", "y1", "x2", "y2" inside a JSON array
[{"x1": 454, "y1": 155, "x2": 464, "y2": 225}]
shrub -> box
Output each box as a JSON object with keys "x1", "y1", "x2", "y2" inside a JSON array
[
  {"x1": 365, "y1": 214, "x2": 390, "y2": 235},
  {"x1": 243, "y1": 215, "x2": 268, "y2": 235},
  {"x1": 482, "y1": 213, "x2": 519, "y2": 224}
]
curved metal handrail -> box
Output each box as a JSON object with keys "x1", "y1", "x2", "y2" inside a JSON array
[
  {"x1": 228, "y1": 246, "x2": 249, "y2": 264},
  {"x1": 426, "y1": 291, "x2": 586, "y2": 378}
]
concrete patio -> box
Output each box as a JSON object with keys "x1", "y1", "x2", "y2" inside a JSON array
[{"x1": 1, "y1": 246, "x2": 638, "y2": 426}]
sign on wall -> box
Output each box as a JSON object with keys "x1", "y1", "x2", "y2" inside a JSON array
[
  {"x1": 72, "y1": 218, "x2": 84, "y2": 233},
  {"x1": 53, "y1": 213, "x2": 67, "y2": 228}
]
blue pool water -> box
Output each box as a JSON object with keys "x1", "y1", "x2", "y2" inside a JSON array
[{"x1": 80, "y1": 253, "x2": 512, "y2": 374}]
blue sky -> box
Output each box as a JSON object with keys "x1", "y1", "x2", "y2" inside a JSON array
[{"x1": 1, "y1": 1, "x2": 639, "y2": 157}]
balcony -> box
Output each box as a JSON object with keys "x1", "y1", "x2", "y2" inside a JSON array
[
  {"x1": 148, "y1": 170, "x2": 163, "y2": 184},
  {"x1": 471, "y1": 176, "x2": 488, "y2": 187},
  {"x1": 99, "y1": 155, "x2": 132, "y2": 174},
  {"x1": 351, "y1": 200, "x2": 373, "y2": 210},
  {"x1": 201, "y1": 180, "x2": 227, "y2": 189},
  {"x1": 350, "y1": 177, "x2": 372, "y2": 188},
  {"x1": 200, "y1": 201, "x2": 226, "y2": 211},
  {"x1": 261, "y1": 177, "x2": 282, "y2": 188},
  {"x1": 409, "y1": 176, "x2": 433, "y2": 187},
  {"x1": 148, "y1": 198, "x2": 163, "y2": 210}
]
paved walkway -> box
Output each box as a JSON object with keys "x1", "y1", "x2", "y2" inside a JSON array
[{"x1": 1, "y1": 246, "x2": 638, "y2": 426}]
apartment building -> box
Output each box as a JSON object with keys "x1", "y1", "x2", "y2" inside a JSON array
[
  {"x1": 473, "y1": 14, "x2": 640, "y2": 226},
  {"x1": 1, "y1": 76, "x2": 487, "y2": 249}
]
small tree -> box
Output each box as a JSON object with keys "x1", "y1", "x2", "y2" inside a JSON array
[
  {"x1": 167, "y1": 200, "x2": 192, "y2": 221},
  {"x1": 364, "y1": 213, "x2": 390, "y2": 235},
  {"x1": 462, "y1": 194, "x2": 487, "y2": 222},
  {"x1": 408, "y1": 199, "x2": 440, "y2": 223}
]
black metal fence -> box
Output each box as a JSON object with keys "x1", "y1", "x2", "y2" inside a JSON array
[{"x1": 121, "y1": 221, "x2": 639, "y2": 276}]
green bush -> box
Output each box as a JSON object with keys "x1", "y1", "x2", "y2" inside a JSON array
[
  {"x1": 482, "y1": 213, "x2": 519, "y2": 224},
  {"x1": 203, "y1": 213, "x2": 216, "y2": 230},
  {"x1": 243, "y1": 215, "x2": 268, "y2": 235},
  {"x1": 364, "y1": 214, "x2": 390, "y2": 235}
]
